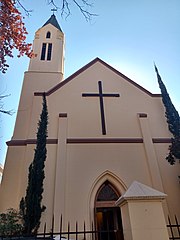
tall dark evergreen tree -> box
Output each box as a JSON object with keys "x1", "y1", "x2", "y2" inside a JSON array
[
  {"x1": 20, "y1": 93, "x2": 48, "y2": 234},
  {"x1": 154, "y1": 65, "x2": 180, "y2": 164}
]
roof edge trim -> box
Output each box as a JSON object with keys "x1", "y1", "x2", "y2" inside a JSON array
[{"x1": 34, "y1": 57, "x2": 161, "y2": 97}]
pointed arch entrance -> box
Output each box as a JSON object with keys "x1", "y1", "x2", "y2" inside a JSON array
[{"x1": 95, "y1": 180, "x2": 124, "y2": 240}]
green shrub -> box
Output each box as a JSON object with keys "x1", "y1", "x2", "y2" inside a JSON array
[{"x1": 0, "y1": 208, "x2": 24, "y2": 236}]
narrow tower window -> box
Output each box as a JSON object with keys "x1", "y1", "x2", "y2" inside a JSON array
[
  {"x1": 46, "y1": 31, "x2": 51, "y2": 38},
  {"x1": 47, "y1": 43, "x2": 52, "y2": 61},
  {"x1": 40, "y1": 43, "x2": 52, "y2": 61},
  {"x1": 40, "y1": 43, "x2": 46, "y2": 60}
]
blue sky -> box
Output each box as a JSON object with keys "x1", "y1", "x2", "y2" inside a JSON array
[{"x1": 0, "y1": 0, "x2": 180, "y2": 165}]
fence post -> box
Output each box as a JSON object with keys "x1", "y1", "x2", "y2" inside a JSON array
[
  {"x1": 84, "y1": 221, "x2": 86, "y2": 240},
  {"x1": 175, "y1": 215, "x2": 180, "y2": 236},
  {"x1": 43, "y1": 223, "x2": 46, "y2": 240},
  {"x1": 116, "y1": 181, "x2": 169, "y2": 240},
  {"x1": 92, "y1": 221, "x2": 94, "y2": 240},
  {"x1": 76, "y1": 221, "x2": 78, "y2": 240},
  {"x1": 168, "y1": 216, "x2": 174, "y2": 239},
  {"x1": 67, "y1": 222, "x2": 70, "y2": 240},
  {"x1": 51, "y1": 215, "x2": 54, "y2": 239},
  {"x1": 59, "y1": 214, "x2": 63, "y2": 240}
]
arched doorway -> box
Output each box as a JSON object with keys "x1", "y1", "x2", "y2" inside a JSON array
[{"x1": 95, "y1": 180, "x2": 124, "y2": 240}]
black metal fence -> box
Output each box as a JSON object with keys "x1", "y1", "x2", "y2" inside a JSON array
[
  {"x1": 0, "y1": 215, "x2": 123, "y2": 240},
  {"x1": 1, "y1": 215, "x2": 180, "y2": 240},
  {"x1": 167, "y1": 216, "x2": 180, "y2": 240}
]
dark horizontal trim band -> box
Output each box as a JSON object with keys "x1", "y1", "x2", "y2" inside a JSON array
[
  {"x1": 7, "y1": 138, "x2": 171, "y2": 146},
  {"x1": 7, "y1": 139, "x2": 58, "y2": 146},
  {"x1": 82, "y1": 93, "x2": 120, "y2": 97},
  {"x1": 67, "y1": 138, "x2": 144, "y2": 144},
  {"x1": 34, "y1": 92, "x2": 44, "y2": 96},
  {"x1": 152, "y1": 138, "x2": 171, "y2": 143},
  {"x1": 59, "y1": 113, "x2": 67, "y2": 118},
  {"x1": 138, "y1": 113, "x2": 147, "y2": 118},
  {"x1": 67, "y1": 138, "x2": 172, "y2": 144}
]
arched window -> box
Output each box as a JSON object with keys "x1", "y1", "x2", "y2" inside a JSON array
[
  {"x1": 96, "y1": 181, "x2": 119, "y2": 202},
  {"x1": 41, "y1": 43, "x2": 46, "y2": 60},
  {"x1": 47, "y1": 43, "x2": 52, "y2": 60},
  {"x1": 40, "y1": 43, "x2": 52, "y2": 61},
  {"x1": 46, "y1": 31, "x2": 51, "y2": 38}
]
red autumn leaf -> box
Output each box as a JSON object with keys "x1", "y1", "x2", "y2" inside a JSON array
[{"x1": 0, "y1": 0, "x2": 33, "y2": 73}]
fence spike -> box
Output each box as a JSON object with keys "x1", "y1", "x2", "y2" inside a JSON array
[
  {"x1": 92, "y1": 221, "x2": 94, "y2": 240},
  {"x1": 84, "y1": 221, "x2": 86, "y2": 240},
  {"x1": 59, "y1": 214, "x2": 63, "y2": 240},
  {"x1": 43, "y1": 223, "x2": 46, "y2": 240},
  {"x1": 168, "y1": 215, "x2": 174, "y2": 239},
  {"x1": 76, "y1": 221, "x2": 78, "y2": 240},
  {"x1": 175, "y1": 215, "x2": 180, "y2": 236},
  {"x1": 51, "y1": 214, "x2": 54, "y2": 239},
  {"x1": 68, "y1": 222, "x2": 70, "y2": 240}
]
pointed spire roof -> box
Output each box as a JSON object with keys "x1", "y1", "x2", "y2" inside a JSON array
[
  {"x1": 122, "y1": 181, "x2": 167, "y2": 198},
  {"x1": 43, "y1": 14, "x2": 62, "y2": 31}
]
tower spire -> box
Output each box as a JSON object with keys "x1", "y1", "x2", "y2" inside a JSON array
[
  {"x1": 28, "y1": 15, "x2": 64, "y2": 81},
  {"x1": 42, "y1": 14, "x2": 62, "y2": 32}
]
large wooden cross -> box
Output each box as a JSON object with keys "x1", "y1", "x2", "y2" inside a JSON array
[{"x1": 82, "y1": 81, "x2": 120, "y2": 135}]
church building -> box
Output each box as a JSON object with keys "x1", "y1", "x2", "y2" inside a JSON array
[{"x1": 0, "y1": 15, "x2": 179, "y2": 238}]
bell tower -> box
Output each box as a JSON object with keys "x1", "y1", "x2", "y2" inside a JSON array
[
  {"x1": 29, "y1": 14, "x2": 64, "y2": 80},
  {"x1": 0, "y1": 16, "x2": 65, "y2": 211},
  {"x1": 12, "y1": 15, "x2": 65, "y2": 140}
]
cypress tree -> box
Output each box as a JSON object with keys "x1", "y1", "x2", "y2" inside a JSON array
[
  {"x1": 154, "y1": 65, "x2": 180, "y2": 164},
  {"x1": 20, "y1": 93, "x2": 48, "y2": 234}
]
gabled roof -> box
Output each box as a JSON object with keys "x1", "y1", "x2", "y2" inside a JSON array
[
  {"x1": 42, "y1": 14, "x2": 62, "y2": 32},
  {"x1": 116, "y1": 181, "x2": 167, "y2": 205},
  {"x1": 34, "y1": 58, "x2": 161, "y2": 97}
]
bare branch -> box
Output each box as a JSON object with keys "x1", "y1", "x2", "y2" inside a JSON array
[
  {"x1": 72, "y1": 0, "x2": 97, "y2": 21},
  {"x1": 0, "y1": 95, "x2": 15, "y2": 116},
  {"x1": 61, "y1": 0, "x2": 71, "y2": 19},
  {"x1": 0, "y1": 109, "x2": 14, "y2": 116},
  {"x1": 47, "y1": 0, "x2": 60, "y2": 9},
  {"x1": 16, "y1": 0, "x2": 33, "y2": 16},
  {"x1": 0, "y1": 95, "x2": 11, "y2": 100},
  {"x1": 47, "y1": 0, "x2": 97, "y2": 21}
]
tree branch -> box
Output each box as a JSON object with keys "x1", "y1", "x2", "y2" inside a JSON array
[
  {"x1": 16, "y1": 0, "x2": 32, "y2": 16},
  {"x1": 72, "y1": 0, "x2": 97, "y2": 21},
  {"x1": 0, "y1": 95, "x2": 15, "y2": 116},
  {"x1": 47, "y1": 0, "x2": 97, "y2": 21},
  {"x1": 0, "y1": 109, "x2": 14, "y2": 115}
]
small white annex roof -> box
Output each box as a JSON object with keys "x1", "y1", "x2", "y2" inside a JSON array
[{"x1": 116, "y1": 181, "x2": 167, "y2": 205}]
